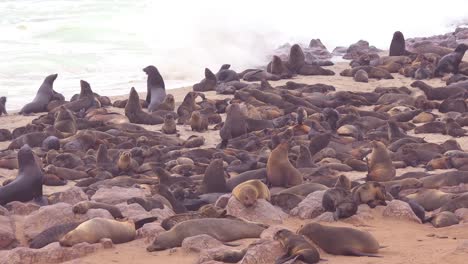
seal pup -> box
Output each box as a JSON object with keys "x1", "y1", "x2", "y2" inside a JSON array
[
  {"x1": 0, "y1": 145, "x2": 43, "y2": 205},
  {"x1": 143, "y1": 65, "x2": 166, "y2": 112},
  {"x1": 298, "y1": 223, "x2": 382, "y2": 257},
  {"x1": 125, "y1": 87, "x2": 164, "y2": 125},
  {"x1": 434, "y1": 44, "x2": 468, "y2": 76},
  {"x1": 267, "y1": 141, "x2": 303, "y2": 187},
  {"x1": 20, "y1": 74, "x2": 59, "y2": 114},
  {"x1": 232, "y1": 179, "x2": 270, "y2": 207},
  {"x1": 367, "y1": 141, "x2": 395, "y2": 182},
  {"x1": 273, "y1": 229, "x2": 321, "y2": 264},
  {"x1": 155, "y1": 94, "x2": 175, "y2": 111},
  {"x1": 193, "y1": 68, "x2": 217, "y2": 92},
  {"x1": 162, "y1": 114, "x2": 177, "y2": 134},
  {"x1": 352, "y1": 182, "x2": 388, "y2": 208},
  {"x1": 146, "y1": 218, "x2": 265, "y2": 251},
  {"x1": 189, "y1": 111, "x2": 209, "y2": 132},
  {"x1": 59, "y1": 218, "x2": 136, "y2": 246},
  {"x1": 0, "y1": 96, "x2": 7, "y2": 116}
]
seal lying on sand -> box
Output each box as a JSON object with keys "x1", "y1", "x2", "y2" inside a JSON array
[
  {"x1": 146, "y1": 218, "x2": 266, "y2": 251},
  {"x1": 0, "y1": 145, "x2": 43, "y2": 205}
]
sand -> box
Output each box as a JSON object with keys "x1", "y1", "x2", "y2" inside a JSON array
[{"x1": 1, "y1": 61, "x2": 468, "y2": 263}]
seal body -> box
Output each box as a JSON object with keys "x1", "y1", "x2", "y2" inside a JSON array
[
  {"x1": 20, "y1": 74, "x2": 58, "y2": 114},
  {"x1": 143, "y1": 65, "x2": 166, "y2": 112},
  {"x1": 298, "y1": 223, "x2": 381, "y2": 257},
  {"x1": 0, "y1": 145, "x2": 43, "y2": 205},
  {"x1": 434, "y1": 44, "x2": 468, "y2": 76},
  {"x1": 389, "y1": 31, "x2": 407, "y2": 56},
  {"x1": 367, "y1": 141, "x2": 395, "y2": 182},
  {"x1": 59, "y1": 218, "x2": 136, "y2": 246},
  {"x1": 267, "y1": 142, "x2": 303, "y2": 187},
  {"x1": 232, "y1": 179, "x2": 270, "y2": 207},
  {"x1": 274, "y1": 229, "x2": 321, "y2": 264},
  {"x1": 0, "y1": 96, "x2": 7, "y2": 116}
]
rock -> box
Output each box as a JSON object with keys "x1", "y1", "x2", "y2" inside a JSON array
[
  {"x1": 182, "y1": 235, "x2": 224, "y2": 253},
  {"x1": 455, "y1": 239, "x2": 468, "y2": 253},
  {"x1": 47, "y1": 187, "x2": 88, "y2": 205},
  {"x1": 354, "y1": 69, "x2": 369, "y2": 83},
  {"x1": 5, "y1": 201, "x2": 40, "y2": 215},
  {"x1": 136, "y1": 222, "x2": 165, "y2": 242},
  {"x1": 23, "y1": 203, "x2": 88, "y2": 241},
  {"x1": 0, "y1": 242, "x2": 103, "y2": 264},
  {"x1": 116, "y1": 202, "x2": 174, "y2": 222},
  {"x1": 343, "y1": 40, "x2": 381, "y2": 60},
  {"x1": 313, "y1": 212, "x2": 336, "y2": 222},
  {"x1": 198, "y1": 246, "x2": 236, "y2": 264},
  {"x1": 0, "y1": 215, "x2": 16, "y2": 249},
  {"x1": 215, "y1": 194, "x2": 231, "y2": 208},
  {"x1": 240, "y1": 239, "x2": 284, "y2": 264},
  {"x1": 455, "y1": 208, "x2": 468, "y2": 222},
  {"x1": 99, "y1": 238, "x2": 113, "y2": 249},
  {"x1": 260, "y1": 225, "x2": 286, "y2": 240},
  {"x1": 383, "y1": 200, "x2": 422, "y2": 223},
  {"x1": 226, "y1": 197, "x2": 287, "y2": 224},
  {"x1": 85, "y1": 209, "x2": 113, "y2": 219},
  {"x1": 91, "y1": 187, "x2": 148, "y2": 205},
  {"x1": 0, "y1": 206, "x2": 8, "y2": 216},
  {"x1": 290, "y1": 191, "x2": 325, "y2": 219},
  {"x1": 150, "y1": 207, "x2": 175, "y2": 222}
]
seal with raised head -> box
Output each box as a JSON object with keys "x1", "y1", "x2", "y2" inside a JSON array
[
  {"x1": 143, "y1": 65, "x2": 166, "y2": 112},
  {"x1": 53, "y1": 106, "x2": 76, "y2": 136},
  {"x1": 273, "y1": 229, "x2": 321, "y2": 264},
  {"x1": 0, "y1": 145, "x2": 43, "y2": 205},
  {"x1": 232, "y1": 179, "x2": 270, "y2": 207},
  {"x1": 58, "y1": 80, "x2": 100, "y2": 113},
  {"x1": 193, "y1": 68, "x2": 217, "y2": 92},
  {"x1": 298, "y1": 222, "x2": 382, "y2": 257},
  {"x1": 154, "y1": 94, "x2": 175, "y2": 111},
  {"x1": 125, "y1": 87, "x2": 164, "y2": 125},
  {"x1": 146, "y1": 218, "x2": 265, "y2": 251},
  {"x1": 0, "y1": 96, "x2": 7, "y2": 116},
  {"x1": 59, "y1": 217, "x2": 136, "y2": 246},
  {"x1": 199, "y1": 158, "x2": 228, "y2": 193},
  {"x1": 189, "y1": 111, "x2": 209, "y2": 132},
  {"x1": 117, "y1": 151, "x2": 138, "y2": 172},
  {"x1": 20, "y1": 74, "x2": 60, "y2": 114},
  {"x1": 367, "y1": 141, "x2": 395, "y2": 182},
  {"x1": 352, "y1": 182, "x2": 388, "y2": 208},
  {"x1": 267, "y1": 141, "x2": 303, "y2": 187},
  {"x1": 162, "y1": 114, "x2": 177, "y2": 134},
  {"x1": 434, "y1": 44, "x2": 468, "y2": 77},
  {"x1": 219, "y1": 103, "x2": 248, "y2": 147}
]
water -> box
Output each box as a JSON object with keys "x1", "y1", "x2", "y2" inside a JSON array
[{"x1": 0, "y1": 0, "x2": 467, "y2": 111}]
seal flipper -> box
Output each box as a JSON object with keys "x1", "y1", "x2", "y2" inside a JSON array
[
  {"x1": 134, "y1": 216, "x2": 158, "y2": 229},
  {"x1": 346, "y1": 249, "x2": 383, "y2": 257},
  {"x1": 275, "y1": 254, "x2": 299, "y2": 264}
]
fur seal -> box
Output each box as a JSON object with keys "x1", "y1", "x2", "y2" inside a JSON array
[
  {"x1": 0, "y1": 145, "x2": 43, "y2": 205},
  {"x1": 125, "y1": 87, "x2": 164, "y2": 125},
  {"x1": 20, "y1": 74, "x2": 60, "y2": 114},
  {"x1": 72, "y1": 201, "x2": 124, "y2": 219},
  {"x1": 154, "y1": 94, "x2": 175, "y2": 111},
  {"x1": 177, "y1": 91, "x2": 199, "y2": 124},
  {"x1": 232, "y1": 179, "x2": 270, "y2": 207},
  {"x1": 146, "y1": 218, "x2": 265, "y2": 251},
  {"x1": 439, "y1": 193, "x2": 468, "y2": 213},
  {"x1": 0, "y1": 96, "x2": 7, "y2": 116},
  {"x1": 117, "y1": 151, "x2": 138, "y2": 172},
  {"x1": 54, "y1": 106, "x2": 77, "y2": 136},
  {"x1": 274, "y1": 229, "x2": 321, "y2": 264},
  {"x1": 193, "y1": 68, "x2": 217, "y2": 92},
  {"x1": 298, "y1": 223, "x2": 382, "y2": 257},
  {"x1": 59, "y1": 218, "x2": 136, "y2": 246},
  {"x1": 322, "y1": 176, "x2": 357, "y2": 219},
  {"x1": 434, "y1": 44, "x2": 468, "y2": 76},
  {"x1": 162, "y1": 114, "x2": 177, "y2": 134},
  {"x1": 429, "y1": 211, "x2": 459, "y2": 228},
  {"x1": 127, "y1": 197, "x2": 165, "y2": 212},
  {"x1": 267, "y1": 141, "x2": 303, "y2": 187},
  {"x1": 59, "y1": 80, "x2": 100, "y2": 112},
  {"x1": 352, "y1": 182, "x2": 388, "y2": 208},
  {"x1": 389, "y1": 31, "x2": 408, "y2": 56},
  {"x1": 200, "y1": 158, "x2": 228, "y2": 193},
  {"x1": 219, "y1": 103, "x2": 248, "y2": 146},
  {"x1": 161, "y1": 204, "x2": 226, "y2": 230},
  {"x1": 405, "y1": 189, "x2": 457, "y2": 211},
  {"x1": 29, "y1": 222, "x2": 82, "y2": 249},
  {"x1": 143, "y1": 65, "x2": 166, "y2": 112},
  {"x1": 367, "y1": 141, "x2": 395, "y2": 182},
  {"x1": 189, "y1": 111, "x2": 208, "y2": 132},
  {"x1": 353, "y1": 69, "x2": 369, "y2": 83}
]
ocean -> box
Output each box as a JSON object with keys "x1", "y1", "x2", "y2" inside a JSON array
[{"x1": 0, "y1": 0, "x2": 467, "y2": 111}]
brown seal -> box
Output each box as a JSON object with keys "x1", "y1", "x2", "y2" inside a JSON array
[
  {"x1": 406, "y1": 189, "x2": 458, "y2": 211},
  {"x1": 434, "y1": 44, "x2": 468, "y2": 77},
  {"x1": 439, "y1": 193, "x2": 468, "y2": 213},
  {"x1": 322, "y1": 176, "x2": 357, "y2": 219},
  {"x1": 199, "y1": 158, "x2": 228, "y2": 193},
  {"x1": 153, "y1": 94, "x2": 175, "y2": 111},
  {"x1": 0, "y1": 145, "x2": 43, "y2": 205},
  {"x1": 277, "y1": 183, "x2": 328, "y2": 196},
  {"x1": 72, "y1": 201, "x2": 124, "y2": 219},
  {"x1": 219, "y1": 103, "x2": 248, "y2": 147},
  {"x1": 267, "y1": 141, "x2": 303, "y2": 187},
  {"x1": 146, "y1": 218, "x2": 265, "y2": 251},
  {"x1": 143, "y1": 65, "x2": 166, "y2": 112},
  {"x1": 193, "y1": 68, "x2": 217, "y2": 92},
  {"x1": 351, "y1": 182, "x2": 388, "y2": 208},
  {"x1": 273, "y1": 229, "x2": 321, "y2": 264},
  {"x1": 161, "y1": 204, "x2": 226, "y2": 230},
  {"x1": 20, "y1": 74, "x2": 62, "y2": 114},
  {"x1": 0, "y1": 96, "x2": 7, "y2": 116},
  {"x1": 125, "y1": 87, "x2": 164, "y2": 125},
  {"x1": 271, "y1": 193, "x2": 304, "y2": 213},
  {"x1": 177, "y1": 91, "x2": 200, "y2": 124},
  {"x1": 429, "y1": 211, "x2": 459, "y2": 228},
  {"x1": 127, "y1": 197, "x2": 165, "y2": 211},
  {"x1": 117, "y1": 151, "x2": 138, "y2": 172},
  {"x1": 189, "y1": 111, "x2": 209, "y2": 132},
  {"x1": 232, "y1": 179, "x2": 270, "y2": 207},
  {"x1": 53, "y1": 106, "x2": 77, "y2": 136},
  {"x1": 366, "y1": 141, "x2": 395, "y2": 182},
  {"x1": 389, "y1": 31, "x2": 409, "y2": 56},
  {"x1": 353, "y1": 69, "x2": 369, "y2": 83},
  {"x1": 59, "y1": 217, "x2": 136, "y2": 246},
  {"x1": 29, "y1": 222, "x2": 83, "y2": 249},
  {"x1": 58, "y1": 80, "x2": 101, "y2": 113},
  {"x1": 162, "y1": 114, "x2": 177, "y2": 134},
  {"x1": 298, "y1": 223, "x2": 382, "y2": 257}
]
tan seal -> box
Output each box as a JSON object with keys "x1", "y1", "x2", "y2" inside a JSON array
[
  {"x1": 161, "y1": 114, "x2": 177, "y2": 134},
  {"x1": 273, "y1": 229, "x2": 321, "y2": 263},
  {"x1": 232, "y1": 179, "x2": 270, "y2": 207},
  {"x1": 366, "y1": 141, "x2": 395, "y2": 182},
  {"x1": 189, "y1": 111, "x2": 209, "y2": 132},
  {"x1": 267, "y1": 141, "x2": 303, "y2": 187}
]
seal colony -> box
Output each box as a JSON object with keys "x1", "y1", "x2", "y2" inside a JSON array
[{"x1": 0, "y1": 28, "x2": 468, "y2": 264}]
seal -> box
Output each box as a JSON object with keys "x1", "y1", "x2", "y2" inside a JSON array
[
  {"x1": 219, "y1": 103, "x2": 248, "y2": 147},
  {"x1": 58, "y1": 80, "x2": 100, "y2": 113},
  {"x1": 125, "y1": 87, "x2": 164, "y2": 125},
  {"x1": 353, "y1": 69, "x2": 369, "y2": 83},
  {"x1": 0, "y1": 96, "x2": 7, "y2": 116},
  {"x1": 0, "y1": 145, "x2": 43, "y2": 205},
  {"x1": 199, "y1": 158, "x2": 228, "y2": 193},
  {"x1": 161, "y1": 204, "x2": 226, "y2": 230},
  {"x1": 351, "y1": 182, "x2": 388, "y2": 208},
  {"x1": 72, "y1": 201, "x2": 124, "y2": 219},
  {"x1": 177, "y1": 91, "x2": 200, "y2": 124},
  {"x1": 146, "y1": 218, "x2": 265, "y2": 251},
  {"x1": 322, "y1": 176, "x2": 357, "y2": 219},
  {"x1": 29, "y1": 222, "x2": 82, "y2": 249},
  {"x1": 54, "y1": 106, "x2": 77, "y2": 136},
  {"x1": 429, "y1": 211, "x2": 459, "y2": 228},
  {"x1": 154, "y1": 94, "x2": 175, "y2": 111},
  {"x1": 59, "y1": 217, "x2": 136, "y2": 246},
  {"x1": 439, "y1": 193, "x2": 468, "y2": 213},
  {"x1": 389, "y1": 31, "x2": 408, "y2": 56},
  {"x1": 296, "y1": 145, "x2": 314, "y2": 168},
  {"x1": 298, "y1": 223, "x2": 382, "y2": 257},
  {"x1": 232, "y1": 179, "x2": 270, "y2": 207},
  {"x1": 20, "y1": 74, "x2": 60, "y2": 114},
  {"x1": 267, "y1": 141, "x2": 303, "y2": 187},
  {"x1": 117, "y1": 151, "x2": 138, "y2": 172},
  {"x1": 162, "y1": 114, "x2": 177, "y2": 134},
  {"x1": 127, "y1": 197, "x2": 165, "y2": 211},
  {"x1": 193, "y1": 68, "x2": 217, "y2": 92},
  {"x1": 277, "y1": 182, "x2": 328, "y2": 196},
  {"x1": 366, "y1": 141, "x2": 395, "y2": 182},
  {"x1": 271, "y1": 193, "x2": 304, "y2": 213},
  {"x1": 273, "y1": 229, "x2": 321, "y2": 264},
  {"x1": 434, "y1": 44, "x2": 468, "y2": 77},
  {"x1": 406, "y1": 189, "x2": 458, "y2": 211},
  {"x1": 189, "y1": 111, "x2": 209, "y2": 132},
  {"x1": 143, "y1": 65, "x2": 166, "y2": 112}
]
